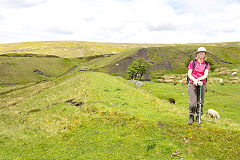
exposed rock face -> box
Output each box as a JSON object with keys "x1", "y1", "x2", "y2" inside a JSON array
[
  {"x1": 97, "y1": 48, "x2": 179, "y2": 80},
  {"x1": 97, "y1": 48, "x2": 152, "y2": 80}
]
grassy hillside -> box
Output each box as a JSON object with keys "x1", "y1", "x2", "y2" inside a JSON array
[
  {"x1": 1, "y1": 41, "x2": 240, "y2": 81},
  {"x1": 0, "y1": 72, "x2": 239, "y2": 159},
  {"x1": 0, "y1": 41, "x2": 239, "y2": 159},
  {"x1": 142, "y1": 82, "x2": 240, "y2": 124},
  {"x1": 79, "y1": 48, "x2": 140, "y2": 71},
  {"x1": 0, "y1": 55, "x2": 76, "y2": 84},
  {"x1": 84, "y1": 44, "x2": 240, "y2": 80},
  {"x1": 0, "y1": 41, "x2": 168, "y2": 58}
]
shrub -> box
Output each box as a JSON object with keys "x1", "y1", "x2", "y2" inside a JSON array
[{"x1": 127, "y1": 58, "x2": 152, "y2": 80}]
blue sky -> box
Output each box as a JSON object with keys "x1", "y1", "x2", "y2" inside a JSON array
[{"x1": 0, "y1": 0, "x2": 240, "y2": 44}]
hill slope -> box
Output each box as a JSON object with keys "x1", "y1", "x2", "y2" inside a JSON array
[
  {"x1": 93, "y1": 44, "x2": 240, "y2": 79},
  {"x1": 0, "y1": 72, "x2": 239, "y2": 159},
  {"x1": 1, "y1": 41, "x2": 240, "y2": 84},
  {"x1": 0, "y1": 41, "x2": 168, "y2": 58},
  {"x1": 0, "y1": 55, "x2": 77, "y2": 84}
]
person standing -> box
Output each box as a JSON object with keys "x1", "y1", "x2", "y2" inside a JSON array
[{"x1": 187, "y1": 47, "x2": 210, "y2": 125}]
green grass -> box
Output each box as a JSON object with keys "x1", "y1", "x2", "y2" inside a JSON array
[
  {"x1": 79, "y1": 43, "x2": 240, "y2": 78},
  {"x1": 1, "y1": 41, "x2": 240, "y2": 79},
  {"x1": 0, "y1": 72, "x2": 239, "y2": 159},
  {"x1": 0, "y1": 41, "x2": 167, "y2": 58},
  {"x1": 143, "y1": 82, "x2": 240, "y2": 125},
  {"x1": 0, "y1": 56, "x2": 77, "y2": 84},
  {"x1": 82, "y1": 48, "x2": 140, "y2": 70},
  {"x1": 0, "y1": 40, "x2": 240, "y2": 159},
  {"x1": 148, "y1": 45, "x2": 240, "y2": 74}
]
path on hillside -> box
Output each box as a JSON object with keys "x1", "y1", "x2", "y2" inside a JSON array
[
  {"x1": 57, "y1": 64, "x2": 81, "y2": 78},
  {"x1": 79, "y1": 44, "x2": 86, "y2": 57},
  {"x1": 0, "y1": 64, "x2": 82, "y2": 85}
]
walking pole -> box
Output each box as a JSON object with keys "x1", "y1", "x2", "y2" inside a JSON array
[{"x1": 198, "y1": 86, "x2": 202, "y2": 127}]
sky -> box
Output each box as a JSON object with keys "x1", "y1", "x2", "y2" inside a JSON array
[{"x1": 0, "y1": 0, "x2": 240, "y2": 44}]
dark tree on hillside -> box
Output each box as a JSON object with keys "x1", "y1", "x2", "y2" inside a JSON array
[{"x1": 127, "y1": 58, "x2": 152, "y2": 80}]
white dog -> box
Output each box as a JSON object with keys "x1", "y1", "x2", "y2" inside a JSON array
[{"x1": 207, "y1": 109, "x2": 220, "y2": 119}]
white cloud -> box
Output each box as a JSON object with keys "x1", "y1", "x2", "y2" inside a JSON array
[
  {"x1": 0, "y1": 0, "x2": 48, "y2": 8},
  {"x1": 0, "y1": 0, "x2": 239, "y2": 44}
]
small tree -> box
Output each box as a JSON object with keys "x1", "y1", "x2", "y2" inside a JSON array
[
  {"x1": 127, "y1": 58, "x2": 152, "y2": 80},
  {"x1": 185, "y1": 55, "x2": 194, "y2": 68},
  {"x1": 206, "y1": 57, "x2": 216, "y2": 72}
]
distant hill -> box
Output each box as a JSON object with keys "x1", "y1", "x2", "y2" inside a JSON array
[
  {"x1": 0, "y1": 41, "x2": 168, "y2": 58},
  {"x1": 0, "y1": 41, "x2": 240, "y2": 83},
  {"x1": 92, "y1": 44, "x2": 240, "y2": 79}
]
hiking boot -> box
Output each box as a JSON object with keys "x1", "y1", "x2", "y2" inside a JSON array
[
  {"x1": 188, "y1": 115, "x2": 194, "y2": 125},
  {"x1": 196, "y1": 116, "x2": 202, "y2": 124}
]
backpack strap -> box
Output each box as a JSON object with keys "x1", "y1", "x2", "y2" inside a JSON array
[
  {"x1": 193, "y1": 60, "x2": 208, "y2": 71},
  {"x1": 205, "y1": 61, "x2": 208, "y2": 69},
  {"x1": 192, "y1": 59, "x2": 197, "y2": 71},
  {"x1": 187, "y1": 59, "x2": 197, "y2": 84},
  {"x1": 205, "y1": 61, "x2": 209, "y2": 82},
  {"x1": 188, "y1": 60, "x2": 208, "y2": 83}
]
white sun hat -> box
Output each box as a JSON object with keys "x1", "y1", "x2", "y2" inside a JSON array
[
  {"x1": 194, "y1": 47, "x2": 209, "y2": 54},
  {"x1": 194, "y1": 47, "x2": 210, "y2": 60}
]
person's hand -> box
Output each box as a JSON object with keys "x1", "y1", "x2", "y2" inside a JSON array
[
  {"x1": 193, "y1": 79, "x2": 198, "y2": 86},
  {"x1": 198, "y1": 80, "x2": 203, "y2": 86}
]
